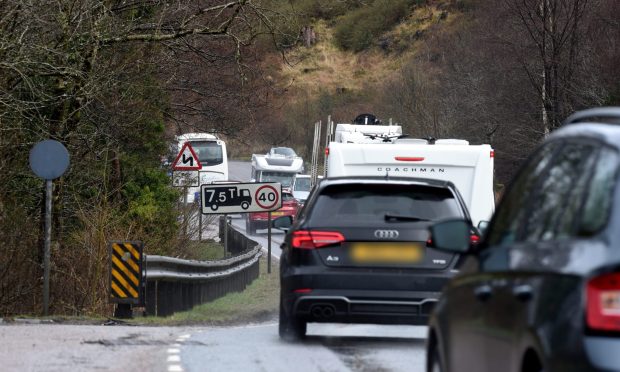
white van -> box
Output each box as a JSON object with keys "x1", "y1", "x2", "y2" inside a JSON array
[{"x1": 326, "y1": 139, "x2": 495, "y2": 226}]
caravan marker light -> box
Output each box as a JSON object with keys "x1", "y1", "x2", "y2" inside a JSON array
[{"x1": 395, "y1": 157, "x2": 425, "y2": 162}]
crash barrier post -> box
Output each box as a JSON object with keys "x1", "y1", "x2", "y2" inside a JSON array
[{"x1": 144, "y1": 229, "x2": 261, "y2": 317}]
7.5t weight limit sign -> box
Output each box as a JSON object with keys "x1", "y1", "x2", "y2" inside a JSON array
[{"x1": 200, "y1": 182, "x2": 282, "y2": 214}]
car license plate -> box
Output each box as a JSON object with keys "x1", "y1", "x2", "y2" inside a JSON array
[
  {"x1": 350, "y1": 242, "x2": 423, "y2": 263},
  {"x1": 271, "y1": 211, "x2": 285, "y2": 216}
]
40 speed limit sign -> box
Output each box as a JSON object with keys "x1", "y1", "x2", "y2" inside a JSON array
[
  {"x1": 200, "y1": 182, "x2": 282, "y2": 214},
  {"x1": 254, "y1": 185, "x2": 279, "y2": 210}
]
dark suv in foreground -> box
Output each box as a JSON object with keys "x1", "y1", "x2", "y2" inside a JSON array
[
  {"x1": 427, "y1": 107, "x2": 620, "y2": 372},
  {"x1": 274, "y1": 176, "x2": 473, "y2": 340}
]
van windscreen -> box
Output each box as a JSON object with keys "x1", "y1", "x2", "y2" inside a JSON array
[{"x1": 191, "y1": 141, "x2": 223, "y2": 165}]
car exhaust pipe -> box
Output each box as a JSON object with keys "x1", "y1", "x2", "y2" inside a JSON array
[
  {"x1": 310, "y1": 304, "x2": 336, "y2": 320},
  {"x1": 321, "y1": 306, "x2": 335, "y2": 319},
  {"x1": 311, "y1": 306, "x2": 324, "y2": 318}
]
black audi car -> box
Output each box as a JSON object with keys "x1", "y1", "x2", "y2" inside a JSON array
[
  {"x1": 426, "y1": 107, "x2": 620, "y2": 372},
  {"x1": 273, "y1": 176, "x2": 474, "y2": 340}
]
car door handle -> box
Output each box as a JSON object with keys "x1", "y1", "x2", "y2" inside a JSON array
[
  {"x1": 474, "y1": 284, "x2": 493, "y2": 301},
  {"x1": 512, "y1": 284, "x2": 533, "y2": 302}
]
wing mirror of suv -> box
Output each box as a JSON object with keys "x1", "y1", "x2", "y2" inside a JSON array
[
  {"x1": 273, "y1": 216, "x2": 293, "y2": 232},
  {"x1": 477, "y1": 220, "x2": 490, "y2": 237},
  {"x1": 428, "y1": 219, "x2": 473, "y2": 253}
]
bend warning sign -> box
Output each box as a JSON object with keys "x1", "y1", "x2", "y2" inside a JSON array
[
  {"x1": 172, "y1": 142, "x2": 202, "y2": 171},
  {"x1": 200, "y1": 182, "x2": 282, "y2": 214}
]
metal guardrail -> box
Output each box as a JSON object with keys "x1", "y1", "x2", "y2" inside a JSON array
[{"x1": 143, "y1": 224, "x2": 262, "y2": 317}]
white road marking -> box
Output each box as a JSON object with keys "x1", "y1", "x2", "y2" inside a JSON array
[
  {"x1": 167, "y1": 355, "x2": 181, "y2": 362},
  {"x1": 167, "y1": 334, "x2": 190, "y2": 372}
]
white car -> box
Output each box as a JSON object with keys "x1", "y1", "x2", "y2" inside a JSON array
[{"x1": 293, "y1": 175, "x2": 322, "y2": 203}]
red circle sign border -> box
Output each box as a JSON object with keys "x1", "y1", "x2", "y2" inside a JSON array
[{"x1": 254, "y1": 185, "x2": 279, "y2": 210}]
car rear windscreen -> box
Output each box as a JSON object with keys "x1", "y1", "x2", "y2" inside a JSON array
[{"x1": 307, "y1": 183, "x2": 463, "y2": 227}]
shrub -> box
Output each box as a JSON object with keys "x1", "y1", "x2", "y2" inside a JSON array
[
  {"x1": 334, "y1": 0, "x2": 413, "y2": 52},
  {"x1": 291, "y1": 0, "x2": 364, "y2": 21}
]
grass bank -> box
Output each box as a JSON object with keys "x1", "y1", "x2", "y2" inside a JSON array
[{"x1": 134, "y1": 255, "x2": 279, "y2": 326}]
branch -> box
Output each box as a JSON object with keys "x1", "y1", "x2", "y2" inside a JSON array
[{"x1": 100, "y1": 0, "x2": 246, "y2": 46}]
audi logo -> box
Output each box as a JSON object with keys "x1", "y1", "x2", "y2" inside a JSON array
[{"x1": 374, "y1": 230, "x2": 400, "y2": 239}]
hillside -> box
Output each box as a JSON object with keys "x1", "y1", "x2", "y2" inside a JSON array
[
  {"x1": 279, "y1": 3, "x2": 454, "y2": 98},
  {"x1": 255, "y1": 0, "x2": 620, "y2": 184}
]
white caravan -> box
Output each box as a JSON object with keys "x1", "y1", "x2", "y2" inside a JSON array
[
  {"x1": 176, "y1": 133, "x2": 228, "y2": 203},
  {"x1": 326, "y1": 123, "x2": 495, "y2": 225},
  {"x1": 251, "y1": 152, "x2": 304, "y2": 189}
]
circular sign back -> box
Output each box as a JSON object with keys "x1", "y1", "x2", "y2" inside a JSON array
[{"x1": 29, "y1": 140, "x2": 70, "y2": 180}]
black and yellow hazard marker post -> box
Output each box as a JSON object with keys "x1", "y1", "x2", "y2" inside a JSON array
[{"x1": 109, "y1": 241, "x2": 143, "y2": 318}]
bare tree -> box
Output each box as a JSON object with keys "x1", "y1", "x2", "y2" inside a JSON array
[{"x1": 503, "y1": 0, "x2": 593, "y2": 134}]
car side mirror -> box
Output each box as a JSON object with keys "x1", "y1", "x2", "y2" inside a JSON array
[
  {"x1": 428, "y1": 219, "x2": 472, "y2": 253},
  {"x1": 272, "y1": 216, "x2": 293, "y2": 231},
  {"x1": 477, "y1": 220, "x2": 490, "y2": 237}
]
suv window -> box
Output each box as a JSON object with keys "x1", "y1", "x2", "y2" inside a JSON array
[
  {"x1": 486, "y1": 142, "x2": 559, "y2": 247},
  {"x1": 579, "y1": 148, "x2": 619, "y2": 235},
  {"x1": 307, "y1": 184, "x2": 464, "y2": 228},
  {"x1": 520, "y1": 142, "x2": 597, "y2": 242}
]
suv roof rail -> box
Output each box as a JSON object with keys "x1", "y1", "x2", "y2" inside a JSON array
[{"x1": 564, "y1": 107, "x2": 620, "y2": 125}]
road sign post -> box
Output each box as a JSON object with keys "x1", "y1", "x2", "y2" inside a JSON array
[
  {"x1": 267, "y1": 212, "x2": 272, "y2": 273},
  {"x1": 44, "y1": 180, "x2": 52, "y2": 314},
  {"x1": 224, "y1": 214, "x2": 228, "y2": 257},
  {"x1": 29, "y1": 140, "x2": 70, "y2": 316}
]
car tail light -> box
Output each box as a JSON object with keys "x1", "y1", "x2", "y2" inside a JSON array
[
  {"x1": 587, "y1": 273, "x2": 620, "y2": 332},
  {"x1": 291, "y1": 230, "x2": 345, "y2": 249}
]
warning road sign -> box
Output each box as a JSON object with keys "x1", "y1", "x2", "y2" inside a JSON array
[
  {"x1": 172, "y1": 142, "x2": 202, "y2": 170},
  {"x1": 200, "y1": 182, "x2": 282, "y2": 214},
  {"x1": 109, "y1": 241, "x2": 143, "y2": 305}
]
